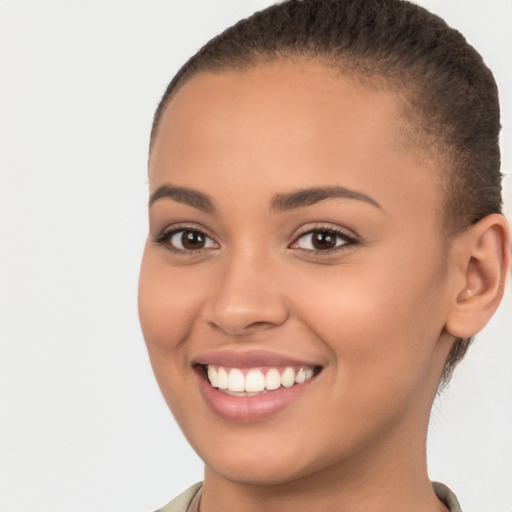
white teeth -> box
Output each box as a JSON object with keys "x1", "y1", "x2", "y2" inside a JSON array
[
  {"x1": 265, "y1": 368, "x2": 281, "y2": 391},
  {"x1": 207, "y1": 366, "x2": 218, "y2": 387},
  {"x1": 206, "y1": 365, "x2": 316, "y2": 393},
  {"x1": 228, "y1": 368, "x2": 245, "y2": 392},
  {"x1": 217, "y1": 367, "x2": 229, "y2": 389},
  {"x1": 281, "y1": 367, "x2": 295, "y2": 388},
  {"x1": 245, "y1": 369, "x2": 266, "y2": 392},
  {"x1": 295, "y1": 367, "x2": 306, "y2": 384}
]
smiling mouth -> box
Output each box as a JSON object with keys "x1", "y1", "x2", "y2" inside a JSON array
[{"x1": 201, "y1": 365, "x2": 321, "y2": 396}]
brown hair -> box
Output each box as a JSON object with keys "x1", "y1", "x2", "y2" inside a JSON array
[{"x1": 150, "y1": 0, "x2": 503, "y2": 385}]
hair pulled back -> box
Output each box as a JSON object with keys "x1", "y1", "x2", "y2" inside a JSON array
[{"x1": 150, "y1": 0, "x2": 503, "y2": 385}]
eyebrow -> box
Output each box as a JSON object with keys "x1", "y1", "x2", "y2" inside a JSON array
[
  {"x1": 148, "y1": 184, "x2": 382, "y2": 213},
  {"x1": 271, "y1": 186, "x2": 382, "y2": 212},
  {"x1": 149, "y1": 185, "x2": 216, "y2": 213}
]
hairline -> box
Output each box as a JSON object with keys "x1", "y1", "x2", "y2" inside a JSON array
[{"x1": 149, "y1": 54, "x2": 458, "y2": 239}]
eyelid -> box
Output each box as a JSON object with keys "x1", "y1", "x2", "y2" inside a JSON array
[
  {"x1": 153, "y1": 223, "x2": 219, "y2": 253},
  {"x1": 289, "y1": 224, "x2": 359, "y2": 253}
]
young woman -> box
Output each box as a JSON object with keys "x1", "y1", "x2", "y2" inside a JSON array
[{"x1": 138, "y1": 1, "x2": 511, "y2": 510}]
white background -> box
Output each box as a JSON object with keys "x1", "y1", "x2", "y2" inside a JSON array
[{"x1": 0, "y1": 1, "x2": 511, "y2": 511}]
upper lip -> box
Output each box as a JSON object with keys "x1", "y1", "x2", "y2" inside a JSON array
[{"x1": 193, "y1": 349, "x2": 322, "y2": 369}]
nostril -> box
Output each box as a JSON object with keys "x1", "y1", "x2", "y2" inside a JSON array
[
  {"x1": 207, "y1": 317, "x2": 286, "y2": 337},
  {"x1": 203, "y1": 273, "x2": 290, "y2": 335},
  {"x1": 246, "y1": 321, "x2": 277, "y2": 330}
]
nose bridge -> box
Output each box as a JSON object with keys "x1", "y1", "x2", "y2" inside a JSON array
[{"x1": 204, "y1": 242, "x2": 289, "y2": 335}]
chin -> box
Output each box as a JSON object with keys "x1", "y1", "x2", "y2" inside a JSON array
[
  {"x1": 205, "y1": 455, "x2": 312, "y2": 487},
  {"x1": 196, "y1": 425, "x2": 345, "y2": 489}
]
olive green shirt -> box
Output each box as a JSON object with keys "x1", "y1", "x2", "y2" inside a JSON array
[{"x1": 155, "y1": 481, "x2": 462, "y2": 512}]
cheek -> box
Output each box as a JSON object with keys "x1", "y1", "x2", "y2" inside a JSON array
[
  {"x1": 291, "y1": 247, "x2": 448, "y2": 393},
  {"x1": 138, "y1": 246, "x2": 203, "y2": 353},
  {"x1": 137, "y1": 248, "x2": 209, "y2": 423},
  {"x1": 138, "y1": 247, "x2": 205, "y2": 422}
]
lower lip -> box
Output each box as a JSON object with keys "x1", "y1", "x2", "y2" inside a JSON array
[{"x1": 196, "y1": 368, "x2": 316, "y2": 423}]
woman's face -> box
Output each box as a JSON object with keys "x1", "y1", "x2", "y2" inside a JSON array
[{"x1": 139, "y1": 61, "x2": 456, "y2": 485}]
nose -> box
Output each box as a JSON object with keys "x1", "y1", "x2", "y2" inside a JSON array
[{"x1": 203, "y1": 250, "x2": 289, "y2": 336}]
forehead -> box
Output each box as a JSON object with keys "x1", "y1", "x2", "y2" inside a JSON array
[
  {"x1": 152, "y1": 60, "x2": 403, "y2": 164},
  {"x1": 149, "y1": 60, "x2": 441, "y2": 221}
]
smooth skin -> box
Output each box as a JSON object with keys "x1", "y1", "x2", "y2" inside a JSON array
[{"x1": 139, "y1": 61, "x2": 510, "y2": 512}]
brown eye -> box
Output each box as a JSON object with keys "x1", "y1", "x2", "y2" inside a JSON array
[
  {"x1": 292, "y1": 228, "x2": 355, "y2": 252},
  {"x1": 181, "y1": 230, "x2": 206, "y2": 249},
  {"x1": 311, "y1": 230, "x2": 337, "y2": 250},
  {"x1": 167, "y1": 229, "x2": 218, "y2": 252}
]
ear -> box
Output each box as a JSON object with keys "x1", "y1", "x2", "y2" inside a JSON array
[{"x1": 445, "y1": 214, "x2": 511, "y2": 339}]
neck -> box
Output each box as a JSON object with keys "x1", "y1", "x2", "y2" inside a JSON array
[{"x1": 200, "y1": 423, "x2": 448, "y2": 512}]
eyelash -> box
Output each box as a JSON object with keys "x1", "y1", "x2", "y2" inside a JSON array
[
  {"x1": 153, "y1": 225, "x2": 218, "y2": 255},
  {"x1": 290, "y1": 225, "x2": 358, "y2": 254},
  {"x1": 153, "y1": 224, "x2": 358, "y2": 255}
]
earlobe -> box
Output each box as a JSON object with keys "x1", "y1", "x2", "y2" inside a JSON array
[{"x1": 445, "y1": 214, "x2": 511, "y2": 339}]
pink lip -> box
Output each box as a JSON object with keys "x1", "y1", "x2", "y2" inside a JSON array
[
  {"x1": 193, "y1": 350, "x2": 322, "y2": 423},
  {"x1": 194, "y1": 349, "x2": 319, "y2": 369},
  {"x1": 196, "y1": 372, "x2": 316, "y2": 422}
]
